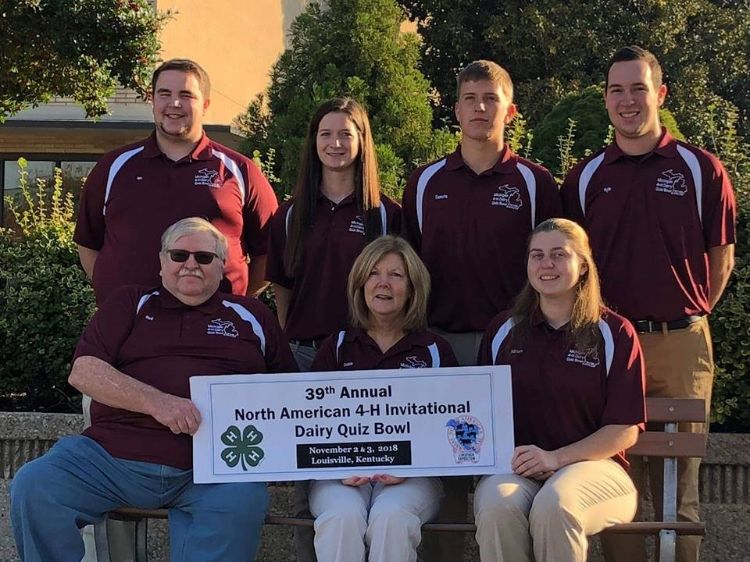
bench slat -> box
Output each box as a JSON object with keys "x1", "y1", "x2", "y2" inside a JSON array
[
  {"x1": 600, "y1": 521, "x2": 706, "y2": 536},
  {"x1": 644, "y1": 397, "x2": 706, "y2": 423},
  {"x1": 628, "y1": 431, "x2": 706, "y2": 458}
]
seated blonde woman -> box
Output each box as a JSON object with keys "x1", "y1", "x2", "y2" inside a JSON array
[{"x1": 309, "y1": 235, "x2": 457, "y2": 562}]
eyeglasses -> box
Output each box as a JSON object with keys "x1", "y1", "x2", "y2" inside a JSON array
[{"x1": 166, "y1": 249, "x2": 220, "y2": 265}]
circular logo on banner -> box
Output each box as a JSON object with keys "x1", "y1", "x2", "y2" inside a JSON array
[{"x1": 445, "y1": 415, "x2": 485, "y2": 464}]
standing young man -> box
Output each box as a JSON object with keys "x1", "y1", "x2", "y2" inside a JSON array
[
  {"x1": 75, "y1": 59, "x2": 278, "y2": 305},
  {"x1": 401, "y1": 60, "x2": 560, "y2": 561},
  {"x1": 402, "y1": 60, "x2": 561, "y2": 366},
  {"x1": 561, "y1": 46, "x2": 736, "y2": 562}
]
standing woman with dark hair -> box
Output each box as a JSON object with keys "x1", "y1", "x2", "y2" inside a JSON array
[
  {"x1": 473, "y1": 218, "x2": 646, "y2": 562},
  {"x1": 266, "y1": 97, "x2": 401, "y2": 371}
]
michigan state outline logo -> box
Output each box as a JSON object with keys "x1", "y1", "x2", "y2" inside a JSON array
[
  {"x1": 445, "y1": 415, "x2": 485, "y2": 464},
  {"x1": 220, "y1": 424, "x2": 265, "y2": 470}
]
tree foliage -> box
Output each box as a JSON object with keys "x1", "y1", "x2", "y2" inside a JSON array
[
  {"x1": 0, "y1": 0, "x2": 169, "y2": 121},
  {"x1": 235, "y1": 0, "x2": 457, "y2": 199},
  {"x1": 397, "y1": 0, "x2": 750, "y2": 139}
]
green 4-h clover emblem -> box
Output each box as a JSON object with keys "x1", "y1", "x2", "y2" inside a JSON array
[{"x1": 220, "y1": 424, "x2": 265, "y2": 470}]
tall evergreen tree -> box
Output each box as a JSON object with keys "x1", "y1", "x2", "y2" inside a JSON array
[{"x1": 236, "y1": 0, "x2": 456, "y2": 198}]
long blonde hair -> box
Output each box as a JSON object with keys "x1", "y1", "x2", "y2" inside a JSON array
[
  {"x1": 510, "y1": 218, "x2": 603, "y2": 349},
  {"x1": 347, "y1": 236, "x2": 430, "y2": 332}
]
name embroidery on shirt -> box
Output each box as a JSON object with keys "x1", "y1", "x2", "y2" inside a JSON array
[
  {"x1": 207, "y1": 319, "x2": 239, "y2": 338},
  {"x1": 343, "y1": 361, "x2": 354, "y2": 367},
  {"x1": 348, "y1": 216, "x2": 366, "y2": 235},
  {"x1": 434, "y1": 194, "x2": 449, "y2": 200},
  {"x1": 194, "y1": 168, "x2": 222, "y2": 188},
  {"x1": 400, "y1": 356, "x2": 427, "y2": 369},
  {"x1": 565, "y1": 348, "x2": 600, "y2": 368},
  {"x1": 655, "y1": 169, "x2": 688, "y2": 197},
  {"x1": 491, "y1": 184, "x2": 523, "y2": 210}
]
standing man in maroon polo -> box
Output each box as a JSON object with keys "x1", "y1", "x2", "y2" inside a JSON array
[
  {"x1": 401, "y1": 59, "x2": 560, "y2": 561},
  {"x1": 73, "y1": 58, "x2": 278, "y2": 562},
  {"x1": 75, "y1": 58, "x2": 278, "y2": 305},
  {"x1": 402, "y1": 60, "x2": 561, "y2": 366},
  {"x1": 561, "y1": 46, "x2": 736, "y2": 562}
]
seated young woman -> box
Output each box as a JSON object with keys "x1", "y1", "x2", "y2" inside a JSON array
[
  {"x1": 474, "y1": 217, "x2": 646, "y2": 562},
  {"x1": 309, "y1": 235, "x2": 457, "y2": 562}
]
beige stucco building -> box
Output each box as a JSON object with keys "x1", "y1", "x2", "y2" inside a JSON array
[{"x1": 0, "y1": 0, "x2": 313, "y2": 220}]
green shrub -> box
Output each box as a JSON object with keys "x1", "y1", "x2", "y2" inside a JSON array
[
  {"x1": 704, "y1": 105, "x2": 750, "y2": 431},
  {"x1": 533, "y1": 85, "x2": 684, "y2": 174},
  {"x1": 0, "y1": 159, "x2": 95, "y2": 412}
]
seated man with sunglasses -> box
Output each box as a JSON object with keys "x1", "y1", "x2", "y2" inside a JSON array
[{"x1": 10, "y1": 217, "x2": 297, "y2": 562}]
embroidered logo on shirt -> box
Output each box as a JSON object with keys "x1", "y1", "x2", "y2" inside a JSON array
[
  {"x1": 400, "y1": 356, "x2": 427, "y2": 369},
  {"x1": 491, "y1": 184, "x2": 523, "y2": 210},
  {"x1": 194, "y1": 168, "x2": 221, "y2": 188},
  {"x1": 655, "y1": 169, "x2": 688, "y2": 197},
  {"x1": 565, "y1": 348, "x2": 600, "y2": 368},
  {"x1": 603, "y1": 186, "x2": 613, "y2": 193},
  {"x1": 207, "y1": 319, "x2": 239, "y2": 338},
  {"x1": 348, "y1": 215, "x2": 366, "y2": 235}
]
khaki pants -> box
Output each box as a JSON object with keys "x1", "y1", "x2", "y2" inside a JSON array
[
  {"x1": 601, "y1": 317, "x2": 713, "y2": 562},
  {"x1": 475, "y1": 460, "x2": 637, "y2": 562}
]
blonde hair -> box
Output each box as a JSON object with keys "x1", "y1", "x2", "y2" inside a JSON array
[
  {"x1": 457, "y1": 60, "x2": 514, "y2": 102},
  {"x1": 510, "y1": 218, "x2": 602, "y2": 349},
  {"x1": 347, "y1": 236, "x2": 430, "y2": 332},
  {"x1": 160, "y1": 217, "x2": 227, "y2": 262}
]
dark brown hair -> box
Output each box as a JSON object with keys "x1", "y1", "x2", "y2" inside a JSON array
[
  {"x1": 284, "y1": 98, "x2": 382, "y2": 275},
  {"x1": 151, "y1": 59, "x2": 211, "y2": 99},
  {"x1": 605, "y1": 46, "x2": 663, "y2": 90}
]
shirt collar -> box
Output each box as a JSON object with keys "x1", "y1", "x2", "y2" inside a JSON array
[
  {"x1": 141, "y1": 131, "x2": 213, "y2": 162},
  {"x1": 444, "y1": 144, "x2": 514, "y2": 174},
  {"x1": 317, "y1": 191, "x2": 356, "y2": 207},
  {"x1": 157, "y1": 285, "x2": 223, "y2": 313},
  {"x1": 604, "y1": 127, "x2": 677, "y2": 165},
  {"x1": 347, "y1": 328, "x2": 433, "y2": 355}
]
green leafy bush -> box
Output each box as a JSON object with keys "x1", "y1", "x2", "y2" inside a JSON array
[
  {"x1": 0, "y1": 160, "x2": 95, "y2": 412},
  {"x1": 533, "y1": 85, "x2": 684, "y2": 174}
]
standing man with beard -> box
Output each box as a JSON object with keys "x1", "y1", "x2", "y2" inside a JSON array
[
  {"x1": 73, "y1": 59, "x2": 279, "y2": 561},
  {"x1": 75, "y1": 58, "x2": 278, "y2": 305},
  {"x1": 561, "y1": 46, "x2": 736, "y2": 562}
]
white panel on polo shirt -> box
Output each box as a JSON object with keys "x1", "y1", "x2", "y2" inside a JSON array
[
  {"x1": 222, "y1": 300, "x2": 266, "y2": 356},
  {"x1": 577, "y1": 153, "x2": 606, "y2": 217},
  {"x1": 103, "y1": 146, "x2": 145, "y2": 215},
  {"x1": 212, "y1": 149, "x2": 247, "y2": 204}
]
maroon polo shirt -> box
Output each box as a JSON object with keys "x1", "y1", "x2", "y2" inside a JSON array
[
  {"x1": 312, "y1": 328, "x2": 458, "y2": 371},
  {"x1": 74, "y1": 133, "x2": 279, "y2": 304},
  {"x1": 401, "y1": 146, "x2": 561, "y2": 332},
  {"x1": 266, "y1": 194, "x2": 401, "y2": 341},
  {"x1": 74, "y1": 285, "x2": 297, "y2": 469},
  {"x1": 561, "y1": 130, "x2": 736, "y2": 321},
  {"x1": 478, "y1": 309, "x2": 646, "y2": 469}
]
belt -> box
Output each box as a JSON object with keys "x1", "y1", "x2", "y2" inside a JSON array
[
  {"x1": 290, "y1": 338, "x2": 326, "y2": 350},
  {"x1": 632, "y1": 315, "x2": 704, "y2": 334}
]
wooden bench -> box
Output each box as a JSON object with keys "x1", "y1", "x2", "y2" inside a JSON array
[{"x1": 95, "y1": 397, "x2": 706, "y2": 562}]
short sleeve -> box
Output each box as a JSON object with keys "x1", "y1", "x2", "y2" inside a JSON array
[
  {"x1": 400, "y1": 170, "x2": 422, "y2": 251},
  {"x1": 535, "y1": 168, "x2": 562, "y2": 223},
  {"x1": 700, "y1": 152, "x2": 736, "y2": 249},
  {"x1": 73, "y1": 286, "x2": 142, "y2": 364},
  {"x1": 241, "y1": 160, "x2": 279, "y2": 257},
  {"x1": 601, "y1": 315, "x2": 646, "y2": 430},
  {"x1": 73, "y1": 157, "x2": 112, "y2": 250},
  {"x1": 265, "y1": 204, "x2": 294, "y2": 288},
  {"x1": 560, "y1": 166, "x2": 586, "y2": 226}
]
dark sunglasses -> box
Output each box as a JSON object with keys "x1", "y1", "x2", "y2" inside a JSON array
[{"x1": 166, "y1": 249, "x2": 220, "y2": 265}]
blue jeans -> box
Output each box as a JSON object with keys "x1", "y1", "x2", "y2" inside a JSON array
[{"x1": 10, "y1": 435, "x2": 268, "y2": 562}]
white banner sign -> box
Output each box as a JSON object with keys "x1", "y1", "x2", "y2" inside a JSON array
[{"x1": 191, "y1": 366, "x2": 513, "y2": 483}]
